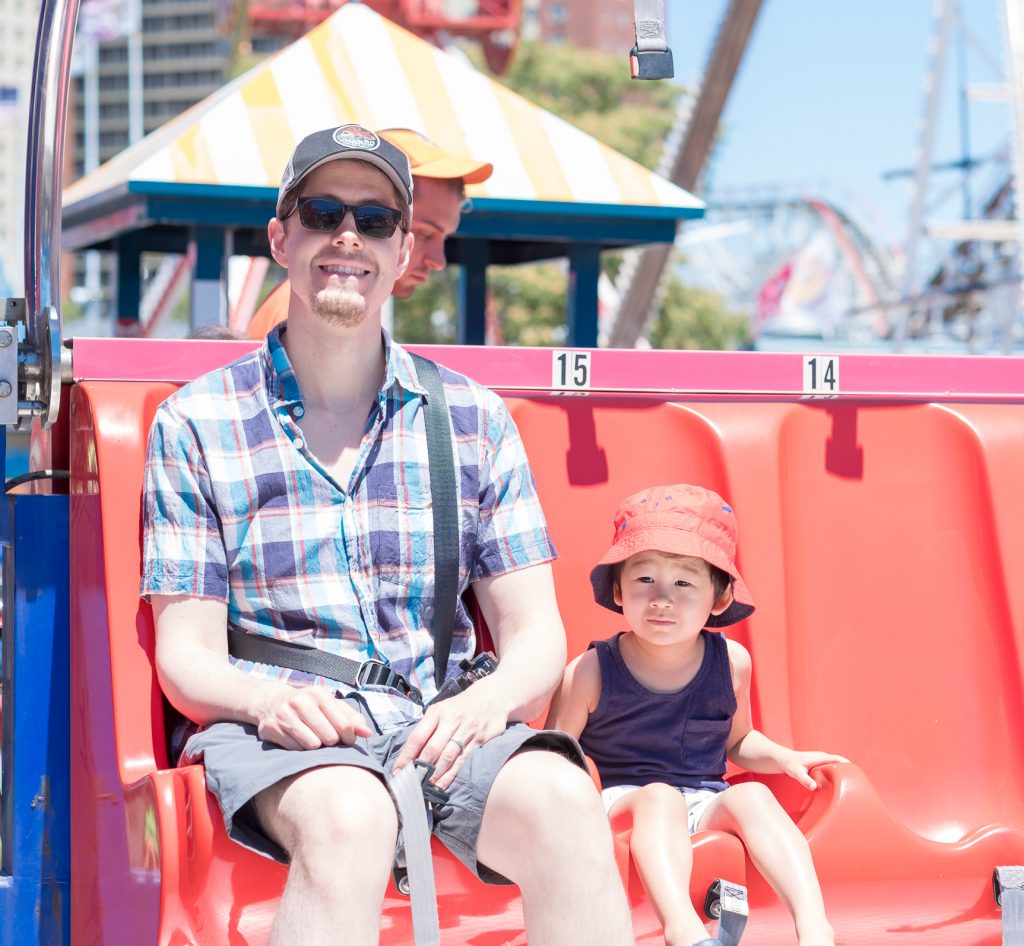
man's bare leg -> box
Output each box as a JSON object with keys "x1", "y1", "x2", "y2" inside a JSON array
[
  {"x1": 476, "y1": 751, "x2": 636, "y2": 946},
  {"x1": 254, "y1": 765, "x2": 399, "y2": 946}
]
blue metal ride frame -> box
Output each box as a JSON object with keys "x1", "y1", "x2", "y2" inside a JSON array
[{"x1": 0, "y1": 493, "x2": 71, "y2": 946}]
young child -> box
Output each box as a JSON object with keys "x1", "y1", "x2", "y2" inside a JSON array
[{"x1": 547, "y1": 484, "x2": 847, "y2": 946}]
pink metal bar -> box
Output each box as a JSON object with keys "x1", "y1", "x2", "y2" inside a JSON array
[{"x1": 67, "y1": 337, "x2": 1024, "y2": 401}]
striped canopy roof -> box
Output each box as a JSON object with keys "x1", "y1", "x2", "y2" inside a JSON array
[{"x1": 62, "y1": 3, "x2": 701, "y2": 215}]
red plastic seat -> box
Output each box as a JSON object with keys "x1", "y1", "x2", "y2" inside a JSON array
[
  {"x1": 507, "y1": 396, "x2": 1024, "y2": 944},
  {"x1": 69, "y1": 380, "x2": 1024, "y2": 945}
]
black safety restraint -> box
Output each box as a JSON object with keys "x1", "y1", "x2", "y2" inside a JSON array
[
  {"x1": 228, "y1": 352, "x2": 459, "y2": 697},
  {"x1": 408, "y1": 353, "x2": 460, "y2": 689}
]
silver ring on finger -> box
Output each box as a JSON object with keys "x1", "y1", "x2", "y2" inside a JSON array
[{"x1": 449, "y1": 735, "x2": 466, "y2": 752}]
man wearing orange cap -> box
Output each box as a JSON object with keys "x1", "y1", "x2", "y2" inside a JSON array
[{"x1": 247, "y1": 128, "x2": 492, "y2": 339}]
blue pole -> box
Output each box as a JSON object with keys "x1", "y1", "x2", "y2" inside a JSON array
[
  {"x1": 0, "y1": 494, "x2": 71, "y2": 946},
  {"x1": 115, "y1": 231, "x2": 143, "y2": 326},
  {"x1": 457, "y1": 240, "x2": 489, "y2": 345},
  {"x1": 567, "y1": 244, "x2": 601, "y2": 347}
]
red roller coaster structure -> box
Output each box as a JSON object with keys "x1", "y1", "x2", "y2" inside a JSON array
[{"x1": 247, "y1": 0, "x2": 522, "y2": 72}]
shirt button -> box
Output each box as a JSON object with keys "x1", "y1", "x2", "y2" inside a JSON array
[
  {"x1": 294, "y1": 438, "x2": 304, "y2": 451},
  {"x1": 293, "y1": 405, "x2": 305, "y2": 418}
]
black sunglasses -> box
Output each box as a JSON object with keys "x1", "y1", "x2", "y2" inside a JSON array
[{"x1": 289, "y1": 196, "x2": 406, "y2": 239}]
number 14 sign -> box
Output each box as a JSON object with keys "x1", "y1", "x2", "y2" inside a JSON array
[{"x1": 802, "y1": 355, "x2": 839, "y2": 395}]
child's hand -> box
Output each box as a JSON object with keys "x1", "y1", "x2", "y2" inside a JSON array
[{"x1": 781, "y1": 750, "x2": 850, "y2": 790}]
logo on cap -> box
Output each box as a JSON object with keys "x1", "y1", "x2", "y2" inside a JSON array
[{"x1": 332, "y1": 124, "x2": 380, "y2": 151}]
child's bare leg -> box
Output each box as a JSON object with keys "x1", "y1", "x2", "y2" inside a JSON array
[
  {"x1": 698, "y1": 782, "x2": 834, "y2": 946},
  {"x1": 612, "y1": 783, "x2": 712, "y2": 946}
]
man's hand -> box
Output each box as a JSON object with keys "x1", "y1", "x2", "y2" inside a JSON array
[
  {"x1": 393, "y1": 679, "x2": 511, "y2": 789},
  {"x1": 780, "y1": 749, "x2": 850, "y2": 790},
  {"x1": 256, "y1": 684, "x2": 372, "y2": 751}
]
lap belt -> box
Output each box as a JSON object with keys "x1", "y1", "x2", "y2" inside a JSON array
[{"x1": 390, "y1": 763, "x2": 441, "y2": 946}]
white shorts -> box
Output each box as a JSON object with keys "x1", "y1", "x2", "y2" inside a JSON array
[{"x1": 601, "y1": 783, "x2": 723, "y2": 835}]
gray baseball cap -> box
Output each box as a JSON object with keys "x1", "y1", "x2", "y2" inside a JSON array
[{"x1": 276, "y1": 124, "x2": 414, "y2": 217}]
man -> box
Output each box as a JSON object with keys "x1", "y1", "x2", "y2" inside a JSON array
[
  {"x1": 246, "y1": 127, "x2": 489, "y2": 338},
  {"x1": 141, "y1": 124, "x2": 635, "y2": 946}
]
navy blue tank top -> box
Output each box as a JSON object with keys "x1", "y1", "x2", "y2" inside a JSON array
[{"x1": 578, "y1": 630, "x2": 737, "y2": 790}]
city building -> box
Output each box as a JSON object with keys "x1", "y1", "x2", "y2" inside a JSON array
[
  {"x1": 70, "y1": 0, "x2": 230, "y2": 179},
  {"x1": 0, "y1": 0, "x2": 42, "y2": 295},
  {"x1": 66, "y1": 0, "x2": 261, "y2": 326},
  {"x1": 521, "y1": 0, "x2": 636, "y2": 55}
]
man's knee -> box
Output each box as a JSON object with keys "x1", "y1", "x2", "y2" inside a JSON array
[
  {"x1": 489, "y1": 750, "x2": 604, "y2": 832},
  {"x1": 480, "y1": 750, "x2": 621, "y2": 892},
  {"x1": 257, "y1": 764, "x2": 398, "y2": 863}
]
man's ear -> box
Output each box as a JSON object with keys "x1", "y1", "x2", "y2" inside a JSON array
[
  {"x1": 710, "y1": 584, "x2": 734, "y2": 617},
  {"x1": 612, "y1": 580, "x2": 623, "y2": 608},
  {"x1": 396, "y1": 230, "x2": 414, "y2": 277},
  {"x1": 268, "y1": 217, "x2": 288, "y2": 268}
]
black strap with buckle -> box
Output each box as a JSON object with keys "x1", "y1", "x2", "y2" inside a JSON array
[
  {"x1": 226, "y1": 352, "x2": 459, "y2": 701},
  {"x1": 227, "y1": 626, "x2": 423, "y2": 704}
]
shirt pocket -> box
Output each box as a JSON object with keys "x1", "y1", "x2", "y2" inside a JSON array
[
  {"x1": 371, "y1": 496, "x2": 434, "y2": 586},
  {"x1": 682, "y1": 717, "x2": 732, "y2": 761}
]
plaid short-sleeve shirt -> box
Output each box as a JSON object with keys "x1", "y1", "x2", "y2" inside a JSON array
[{"x1": 141, "y1": 326, "x2": 556, "y2": 730}]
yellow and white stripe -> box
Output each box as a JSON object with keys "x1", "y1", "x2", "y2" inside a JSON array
[{"x1": 64, "y1": 3, "x2": 701, "y2": 212}]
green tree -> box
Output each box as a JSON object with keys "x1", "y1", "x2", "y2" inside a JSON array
[
  {"x1": 395, "y1": 39, "x2": 744, "y2": 351},
  {"x1": 495, "y1": 41, "x2": 681, "y2": 169},
  {"x1": 649, "y1": 281, "x2": 751, "y2": 351}
]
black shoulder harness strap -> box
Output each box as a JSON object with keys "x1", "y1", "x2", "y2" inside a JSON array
[
  {"x1": 228, "y1": 352, "x2": 460, "y2": 694},
  {"x1": 408, "y1": 352, "x2": 460, "y2": 688}
]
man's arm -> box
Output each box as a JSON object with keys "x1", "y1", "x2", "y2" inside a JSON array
[
  {"x1": 545, "y1": 649, "x2": 600, "y2": 739},
  {"x1": 153, "y1": 594, "x2": 370, "y2": 751},
  {"x1": 473, "y1": 561, "x2": 568, "y2": 720},
  {"x1": 393, "y1": 562, "x2": 566, "y2": 787}
]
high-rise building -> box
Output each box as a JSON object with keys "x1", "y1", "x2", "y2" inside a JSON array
[
  {"x1": 66, "y1": 0, "x2": 269, "y2": 325},
  {"x1": 0, "y1": 0, "x2": 42, "y2": 295},
  {"x1": 70, "y1": 0, "x2": 230, "y2": 179},
  {"x1": 521, "y1": 0, "x2": 636, "y2": 55}
]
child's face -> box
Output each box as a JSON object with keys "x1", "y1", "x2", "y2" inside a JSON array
[{"x1": 614, "y1": 551, "x2": 729, "y2": 646}]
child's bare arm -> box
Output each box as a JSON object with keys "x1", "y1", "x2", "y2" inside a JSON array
[
  {"x1": 724, "y1": 639, "x2": 848, "y2": 789},
  {"x1": 545, "y1": 650, "x2": 601, "y2": 739}
]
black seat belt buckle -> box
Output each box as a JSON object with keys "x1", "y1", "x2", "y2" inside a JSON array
[
  {"x1": 356, "y1": 658, "x2": 423, "y2": 705},
  {"x1": 630, "y1": 45, "x2": 674, "y2": 80},
  {"x1": 412, "y1": 760, "x2": 451, "y2": 806}
]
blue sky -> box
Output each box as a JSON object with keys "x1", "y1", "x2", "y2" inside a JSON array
[{"x1": 666, "y1": 1, "x2": 1011, "y2": 246}]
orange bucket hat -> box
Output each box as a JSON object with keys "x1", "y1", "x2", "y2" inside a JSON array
[{"x1": 590, "y1": 484, "x2": 755, "y2": 628}]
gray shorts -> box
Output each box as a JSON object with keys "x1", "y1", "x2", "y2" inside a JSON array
[{"x1": 183, "y1": 698, "x2": 585, "y2": 885}]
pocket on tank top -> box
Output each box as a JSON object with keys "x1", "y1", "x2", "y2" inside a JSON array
[{"x1": 682, "y1": 717, "x2": 731, "y2": 757}]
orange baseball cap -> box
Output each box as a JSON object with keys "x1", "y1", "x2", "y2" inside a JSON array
[
  {"x1": 380, "y1": 128, "x2": 493, "y2": 185},
  {"x1": 590, "y1": 484, "x2": 756, "y2": 627}
]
